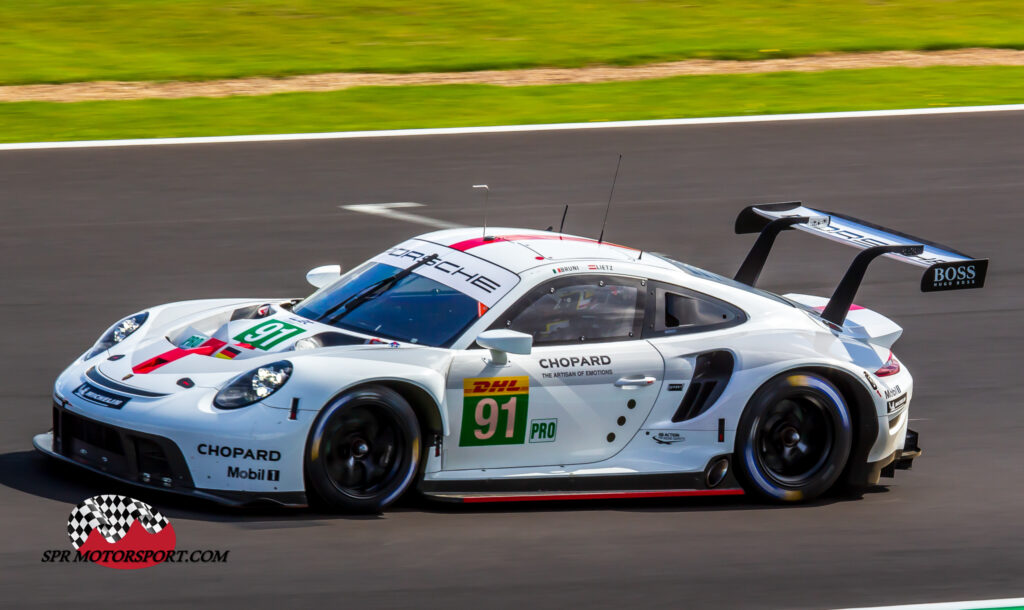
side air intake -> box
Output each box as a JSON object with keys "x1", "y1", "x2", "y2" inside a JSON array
[{"x1": 672, "y1": 351, "x2": 734, "y2": 422}]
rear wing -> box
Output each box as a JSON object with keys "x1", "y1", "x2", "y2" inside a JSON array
[{"x1": 734, "y1": 202, "x2": 988, "y2": 326}]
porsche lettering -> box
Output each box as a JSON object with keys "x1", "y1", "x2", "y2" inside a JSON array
[{"x1": 383, "y1": 247, "x2": 501, "y2": 293}]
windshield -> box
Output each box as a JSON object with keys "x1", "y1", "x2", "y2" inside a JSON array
[{"x1": 293, "y1": 262, "x2": 481, "y2": 347}]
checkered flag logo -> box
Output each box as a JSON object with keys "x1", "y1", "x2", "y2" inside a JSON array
[{"x1": 67, "y1": 494, "x2": 170, "y2": 551}]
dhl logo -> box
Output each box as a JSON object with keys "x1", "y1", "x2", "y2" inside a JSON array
[{"x1": 463, "y1": 376, "x2": 529, "y2": 395}]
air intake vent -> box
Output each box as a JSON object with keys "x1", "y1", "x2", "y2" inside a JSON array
[{"x1": 672, "y1": 351, "x2": 734, "y2": 422}]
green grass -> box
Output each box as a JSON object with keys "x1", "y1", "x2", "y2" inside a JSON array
[
  {"x1": 2, "y1": 1, "x2": 1024, "y2": 85},
  {"x1": 2, "y1": 66, "x2": 1022, "y2": 143}
]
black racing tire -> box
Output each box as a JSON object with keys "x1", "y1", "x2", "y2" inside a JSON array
[
  {"x1": 304, "y1": 385, "x2": 421, "y2": 513},
  {"x1": 735, "y1": 372, "x2": 853, "y2": 503}
]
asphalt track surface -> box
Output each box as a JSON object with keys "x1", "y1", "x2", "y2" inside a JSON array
[{"x1": 1, "y1": 112, "x2": 1022, "y2": 609}]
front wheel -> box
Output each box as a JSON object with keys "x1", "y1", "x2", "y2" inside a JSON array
[
  {"x1": 305, "y1": 385, "x2": 421, "y2": 513},
  {"x1": 735, "y1": 372, "x2": 852, "y2": 502}
]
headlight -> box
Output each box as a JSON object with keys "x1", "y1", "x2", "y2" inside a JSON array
[
  {"x1": 84, "y1": 312, "x2": 149, "y2": 359},
  {"x1": 214, "y1": 360, "x2": 293, "y2": 409},
  {"x1": 293, "y1": 336, "x2": 320, "y2": 351}
]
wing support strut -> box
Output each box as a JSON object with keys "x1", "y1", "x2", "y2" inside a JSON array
[
  {"x1": 820, "y1": 244, "x2": 923, "y2": 327},
  {"x1": 734, "y1": 215, "x2": 812, "y2": 286}
]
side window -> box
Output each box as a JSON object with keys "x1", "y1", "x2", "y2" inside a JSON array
[
  {"x1": 644, "y1": 283, "x2": 746, "y2": 337},
  {"x1": 490, "y1": 275, "x2": 645, "y2": 345}
]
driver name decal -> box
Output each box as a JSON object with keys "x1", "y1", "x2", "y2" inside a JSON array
[{"x1": 459, "y1": 376, "x2": 530, "y2": 446}]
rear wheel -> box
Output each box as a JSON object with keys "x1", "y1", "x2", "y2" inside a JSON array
[
  {"x1": 305, "y1": 385, "x2": 421, "y2": 513},
  {"x1": 735, "y1": 372, "x2": 852, "y2": 502}
]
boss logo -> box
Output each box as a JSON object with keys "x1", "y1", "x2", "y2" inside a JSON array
[
  {"x1": 934, "y1": 264, "x2": 976, "y2": 283},
  {"x1": 923, "y1": 260, "x2": 987, "y2": 292}
]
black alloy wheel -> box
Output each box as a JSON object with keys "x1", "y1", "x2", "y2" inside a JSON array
[
  {"x1": 735, "y1": 372, "x2": 853, "y2": 502},
  {"x1": 305, "y1": 385, "x2": 421, "y2": 513}
]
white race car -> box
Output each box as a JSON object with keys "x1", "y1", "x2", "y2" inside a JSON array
[{"x1": 34, "y1": 202, "x2": 987, "y2": 512}]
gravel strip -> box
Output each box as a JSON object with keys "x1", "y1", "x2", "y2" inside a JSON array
[{"x1": 3, "y1": 48, "x2": 1024, "y2": 103}]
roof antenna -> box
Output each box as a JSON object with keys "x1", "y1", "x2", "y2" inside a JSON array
[
  {"x1": 558, "y1": 204, "x2": 569, "y2": 233},
  {"x1": 598, "y1": 154, "x2": 622, "y2": 245},
  {"x1": 473, "y1": 184, "x2": 490, "y2": 239}
]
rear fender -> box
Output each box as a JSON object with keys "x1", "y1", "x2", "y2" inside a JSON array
[{"x1": 784, "y1": 293, "x2": 903, "y2": 350}]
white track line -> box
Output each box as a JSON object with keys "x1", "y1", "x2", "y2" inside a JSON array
[
  {"x1": 2, "y1": 104, "x2": 1024, "y2": 151},
  {"x1": 837, "y1": 597, "x2": 1024, "y2": 610},
  {"x1": 340, "y1": 202, "x2": 465, "y2": 230}
]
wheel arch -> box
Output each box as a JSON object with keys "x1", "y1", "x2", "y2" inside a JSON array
[
  {"x1": 303, "y1": 380, "x2": 437, "y2": 512},
  {"x1": 338, "y1": 380, "x2": 444, "y2": 439},
  {"x1": 790, "y1": 366, "x2": 879, "y2": 490}
]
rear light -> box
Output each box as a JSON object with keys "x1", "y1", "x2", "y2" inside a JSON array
[{"x1": 875, "y1": 352, "x2": 901, "y2": 377}]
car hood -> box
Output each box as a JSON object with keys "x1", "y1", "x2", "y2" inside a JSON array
[{"x1": 94, "y1": 301, "x2": 418, "y2": 394}]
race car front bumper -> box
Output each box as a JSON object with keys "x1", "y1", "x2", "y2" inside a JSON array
[{"x1": 34, "y1": 400, "x2": 307, "y2": 507}]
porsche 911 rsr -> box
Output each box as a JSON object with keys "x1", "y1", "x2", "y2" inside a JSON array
[{"x1": 34, "y1": 202, "x2": 987, "y2": 512}]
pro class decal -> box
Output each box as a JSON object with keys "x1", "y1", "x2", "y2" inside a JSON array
[
  {"x1": 528, "y1": 418, "x2": 558, "y2": 443},
  {"x1": 460, "y1": 376, "x2": 530, "y2": 446},
  {"x1": 232, "y1": 319, "x2": 307, "y2": 351},
  {"x1": 73, "y1": 383, "x2": 130, "y2": 409}
]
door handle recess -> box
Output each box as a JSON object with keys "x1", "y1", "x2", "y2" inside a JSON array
[{"x1": 614, "y1": 376, "x2": 657, "y2": 388}]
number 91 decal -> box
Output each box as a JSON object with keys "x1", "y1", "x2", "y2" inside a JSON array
[
  {"x1": 232, "y1": 319, "x2": 306, "y2": 351},
  {"x1": 459, "y1": 377, "x2": 529, "y2": 446}
]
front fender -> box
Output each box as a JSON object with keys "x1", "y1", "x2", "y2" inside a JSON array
[{"x1": 260, "y1": 349, "x2": 453, "y2": 434}]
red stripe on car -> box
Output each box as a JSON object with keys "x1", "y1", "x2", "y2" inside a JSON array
[
  {"x1": 132, "y1": 338, "x2": 227, "y2": 374},
  {"x1": 458, "y1": 488, "x2": 744, "y2": 503},
  {"x1": 448, "y1": 234, "x2": 637, "y2": 252}
]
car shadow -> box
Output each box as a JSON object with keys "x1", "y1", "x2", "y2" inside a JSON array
[
  {"x1": 0, "y1": 450, "x2": 881, "y2": 523},
  {"x1": 0, "y1": 450, "x2": 375, "y2": 523}
]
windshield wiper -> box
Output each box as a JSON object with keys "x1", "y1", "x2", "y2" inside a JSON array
[{"x1": 317, "y1": 253, "x2": 439, "y2": 324}]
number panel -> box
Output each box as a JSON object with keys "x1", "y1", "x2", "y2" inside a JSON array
[
  {"x1": 459, "y1": 377, "x2": 529, "y2": 446},
  {"x1": 232, "y1": 319, "x2": 307, "y2": 350}
]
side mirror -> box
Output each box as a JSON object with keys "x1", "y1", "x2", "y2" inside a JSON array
[
  {"x1": 305, "y1": 265, "x2": 342, "y2": 288},
  {"x1": 476, "y1": 329, "x2": 532, "y2": 365}
]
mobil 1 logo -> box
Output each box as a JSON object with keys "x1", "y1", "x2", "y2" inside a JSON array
[
  {"x1": 227, "y1": 466, "x2": 280, "y2": 481},
  {"x1": 529, "y1": 418, "x2": 557, "y2": 443}
]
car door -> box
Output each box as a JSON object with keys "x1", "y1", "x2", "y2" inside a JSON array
[
  {"x1": 638, "y1": 281, "x2": 748, "y2": 430},
  {"x1": 444, "y1": 274, "x2": 665, "y2": 470}
]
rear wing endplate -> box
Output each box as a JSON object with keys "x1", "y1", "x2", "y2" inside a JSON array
[{"x1": 734, "y1": 202, "x2": 988, "y2": 326}]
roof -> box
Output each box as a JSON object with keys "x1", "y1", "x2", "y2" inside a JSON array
[{"x1": 416, "y1": 227, "x2": 674, "y2": 274}]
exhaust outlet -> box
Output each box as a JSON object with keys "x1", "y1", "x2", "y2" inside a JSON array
[{"x1": 705, "y1": 458, "x2": 730, "y2": 488}]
